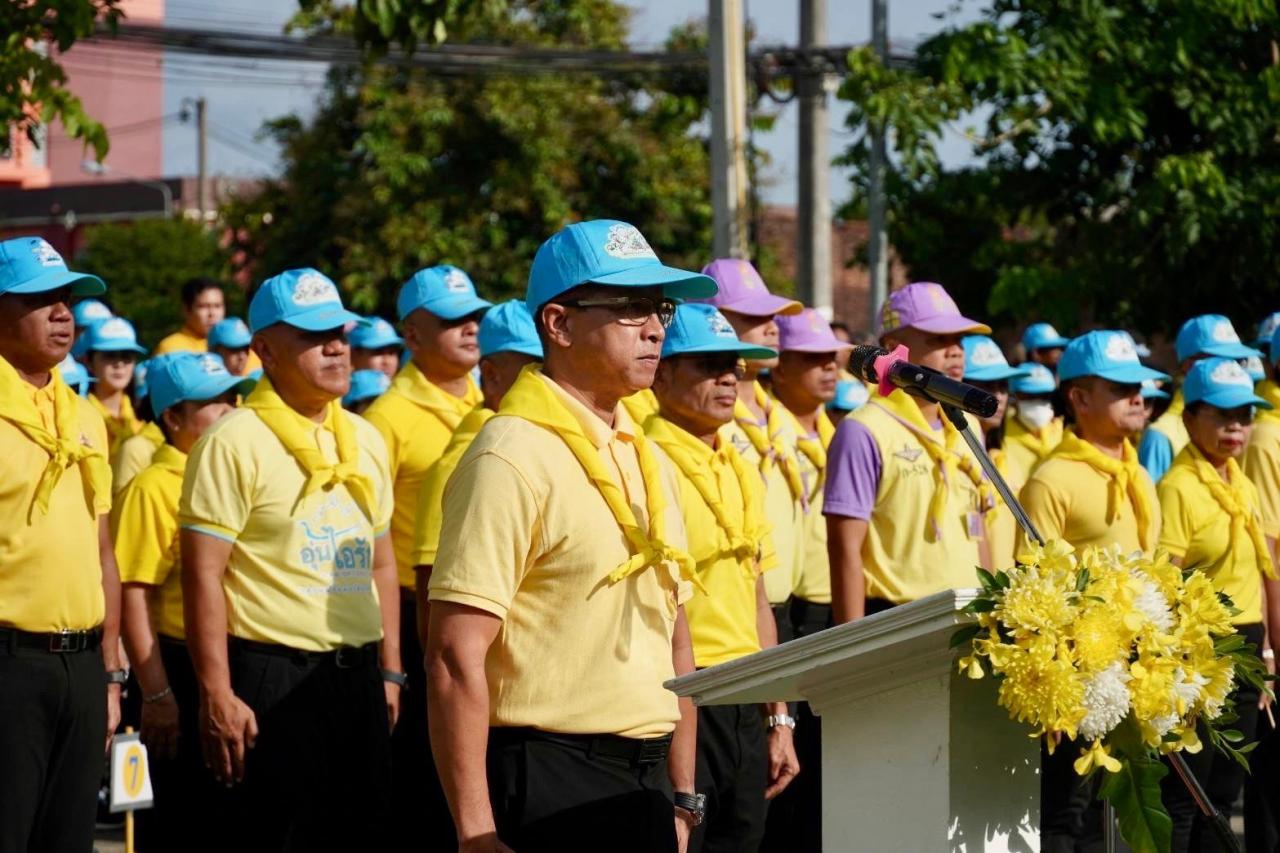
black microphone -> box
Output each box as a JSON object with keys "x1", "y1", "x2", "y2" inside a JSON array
[{"x1": 848, "y1": 344, "x2": 998, "y2": 418}]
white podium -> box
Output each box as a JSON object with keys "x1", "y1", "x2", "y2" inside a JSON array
[{"x1": 667, "y1": 589, "x2": 1040, "y2": 852}]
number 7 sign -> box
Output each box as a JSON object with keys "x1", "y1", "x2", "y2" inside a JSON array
[{"x1": 110, "y1": 732, "x2": 154, "y2": 812}]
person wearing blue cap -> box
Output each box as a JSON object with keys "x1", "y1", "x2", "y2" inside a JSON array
[
  {"x1": 112, "y1": 352, "x2": 250, "y2": 850},
  {"x1": 1155, "y1": 357, "x2": 1274, "y2": 849},
  {"x1": 58, "y1": 352, "x2": 95, "y2": 396},
  {"x1": 71, "y1": 298, "x2": 114, "y2": 362},
  {"x1": 207, "y1": 317, "x2": 255, "y2": 378},
  {"x1": 1004, "y1": 362, "x2": 1065, "y2": 486},
  {"x1": 427, "y1": 220, "x2": 716, "y2": 851},
  {"x1": 81, "y1": 316, "x2": 160, "y2": 460},
  {"x1": 178, "y1": 267, "x2": 402, "y2": 849},
  {"x1": 343, "y1": 368, "x2": 392, "y2": 415},
  {"x1": 1140, "y1": 314, "x2": 1261, "y2": 482},
  {"x1": 0, "y1": 235, "x2": 125, "y2": 853},
  {"x1": 1254, "y1": 312, "x2": 1280, "y2": 359},
  {"x1": 646, "y1": 303, "x2": 799, "y2": 851},
  {"x1": 1021, "y1": 322, "x2": 1072, "y2": 372},
  {"x1": 1140, "y1": 378, "x2": 1171, "y2": 428},
  {"x1": 350, "y1": 315, "x2": 405, "y2": 380},
  {"x1": 827, "y1": 379, "x2": 869, "y2": 421}
]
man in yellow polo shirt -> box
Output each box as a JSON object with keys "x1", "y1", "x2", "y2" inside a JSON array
[
  {"x1": 179, "y1": 268, "x2": 402, "y2": 849},
  {"x1": 648, "y1": 303, "x2": 799, "y2": 852},
  {"x1": 362, "y1": 263, "x2": 491, "y2": 846},
  {"x1": 427, "y1": 220, "x2": 715, "y2": 851},
  {"x1": 154, "y1": 277, "x2": 226, "y2": 355},
  {"x1": 1004, "y1": 362, "x2": 1065, "y2": 485},
  {"x1": 0, "y1": 236, "x2": 124, "y2": 853},
  {"x1": 113, "y1": 352, "x2": 250, "y2": 850}
]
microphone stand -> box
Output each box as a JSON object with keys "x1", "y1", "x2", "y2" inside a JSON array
[{"x1": 936, "y1": 401, "x2": 1237, "y2": 853}]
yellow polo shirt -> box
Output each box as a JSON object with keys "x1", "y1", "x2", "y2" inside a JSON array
[
  {"x1": 1003, "y1": 414, "x2": 1064, "y2": 486},
  {"x1": 986, "y1": 447, "x2": 1024, "y2": 570},
  {"x1": 1019, "y1": 452, "x2": 1160, "y2": 555},
  {"x1": 111, "y1": 427, "x2": 164, "y2": 496},
  {"x1": 178, "y1": 407, "x2": 393, "y2": 652},
  {"x1": 0, "y1": 373, "x2": 110, "y2": 631},
  {"x1": 112, "y1": 444, "x2": 187, "y2": 639},
  {"x1": 1158, "y1": 448, "x2": 1265, "y2": 625},
  {"x1": 429, "y1": 372, "x2": 689, "y2": 738},
  {"x1": 778, "y1": 405, "x2": 834, "y2": 604},
  {"x1": 155, "y1": 329, "x2": 261, "y2": 371},
  {"x1": 1244, "y1": 412, "x2": 1280, "y2": 540},
  {"x1": 409, "y1": 406, "x2": 495, "y2": 568},
  {"x1": 364, "y1": 362, "x2": 481, "y2": 588},
  {"x1": 647, "y1": 415, "x2": 771, "y2": 668}
]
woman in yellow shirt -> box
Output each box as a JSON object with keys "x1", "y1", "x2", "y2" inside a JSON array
[
  {"x1": 1156, "y1": 357, "x2": 1274, "y2": 852},
  {"x1": 83, "y1": 316, "x2": 150, "y2": 453}
]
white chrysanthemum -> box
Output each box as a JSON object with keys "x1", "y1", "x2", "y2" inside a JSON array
[
  {"x1": 1079, "y1": 662, "x2": 1133, "y2": 741},
  {"x1": 1131, "y1": 571, "x2": 1174, "y2": 633},
  {"x1": 1150, "y1": 712, "x2": 1179, "y2": 738},
  {"x1": 1171, "y1": 667, "x2": 1208, "y2": 714}
]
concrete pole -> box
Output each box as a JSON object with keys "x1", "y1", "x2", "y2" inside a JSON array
[
  {"x1": 866, "y1": 0, "x2": 890, "y2": 321},
  {"x1": 708, "y1": 0, "x2": 749, "y2": 259},
  {"x1": 196, "y1": 97, "x2": 208, "y2": 219},
  {"x1": 798, "y1": 0, "x2": 832, "y2": 316}
]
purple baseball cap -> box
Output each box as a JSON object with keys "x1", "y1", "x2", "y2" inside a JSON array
[
  {"x1": 694, "y1": 258, "x2": 803, "y2": 318},
  {"x1": 876, "y1": 282, "x2": 991, "y2": 338},
  {"x1": 777, "y1": 309, "x2": 855, "y2": 354}
]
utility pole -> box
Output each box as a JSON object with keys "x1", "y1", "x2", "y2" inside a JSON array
[
  {"x1": 708, "y1": 0, "x2": 749, "y2": 259},
  {"x1": 196, "y1": 96, "x2": 207, "y2": 219},
  {"x1": 866, "y1": 0, "x2": 889, "y2": 321},
  {"x1": 797, "y1": 0, "x2": 831, "y2": 316}
]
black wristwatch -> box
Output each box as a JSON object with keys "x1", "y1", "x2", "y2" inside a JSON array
[
  {"x1": 673, "y1": 791, "x2": 706, "y2": 826},
  {"x1": 380, "y1": 668, "x2": 408, "y2": 688},
  {"x1": 105, "y1": 669, "x2": 128, "y2": 686}
]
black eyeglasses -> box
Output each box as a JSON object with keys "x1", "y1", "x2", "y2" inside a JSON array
[
  {"x1": 684, "y1": 353, "x2": 747, "y2": 379},
  {"x1": 556, "y1": 295, "x2": 678, "y2": 328}
]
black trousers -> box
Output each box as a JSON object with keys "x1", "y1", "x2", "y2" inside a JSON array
[
  {"x1": 771, "y1": 600, "x2": 794, "y2": 644},
  {"x1": 0, "y1": 634, "x2": 106, "y2": 853},
  {"x1": 1245, "y1": 692, "x2": 1280, "y2": 853},
  {"x1": 689, "y1": 703, "x2": 768, "y2": 853},
  {"x1": 487, "y1": 727, "x2": 677, "y2": 852},
  {"x1": 389, "y1": 593, "x2": 456, "y2": 849},
  {"x1": 224, "y1": 640, "x2": 392, "y2": 853},
  {"x1": 760, "y1": 597, "x2": 832, "y2": 853},
  {"x1": 1163, "y1": 622, "x2": 1263, "y2": 853}
]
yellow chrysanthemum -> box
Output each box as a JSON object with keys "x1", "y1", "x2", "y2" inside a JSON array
[
  {"x1": 994, "y1": 641, "x2": 1084, "y2": 738},
  {"x1": 1071, "y1": 604, "x2": 1133, "y2": 672},
  {"x1": 997, "y1": 566, "x2": 1080, "y2": 638},
  {"x1": 1074, "y1": 739, "x2": 1123, "y2": 775}
]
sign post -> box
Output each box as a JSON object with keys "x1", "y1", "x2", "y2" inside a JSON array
[{"x1": 110, "y1": 727, "x2": 154, "y2": 853}]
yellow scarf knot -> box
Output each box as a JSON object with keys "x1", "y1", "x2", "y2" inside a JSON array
[
  {"x1": 1050, "y1": 431, "x2": 1154, "y2": 551},
  {"x1": 1185, "y1": 443, "x2": 1276, "y2": 579},
  {"x1": 734, "y1": 384, "x2": 806, "y2": 505}
]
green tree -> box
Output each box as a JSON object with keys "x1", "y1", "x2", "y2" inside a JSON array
[
  {"x1": 75, "y1": 218, "x2": 233, "y2": 348},
  {"x1": 837, "y1": 0, "x2": 1280, "y2": 336}
]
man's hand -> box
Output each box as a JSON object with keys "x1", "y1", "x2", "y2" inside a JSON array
[
  {"x1": 674, "y1": 810, "x2": 692, "y2": 853},
  {"x1": 764, "y1": 726, "x2": 800, "y2": 800},
  {"x1": 141, "y1": 692, "x2": 181, "y2": 760},
  {"x1": 200, "y1": 689, "x2": 258, "y2": 784},
  {"x1": 458, "y1": 832, "x2": 515, "y2": 853},
  {"x1": 105, "y1": 683, "x2": 122, "y2": 753},
  {"x1": 384, "y1": 681, "x2": 402, "y2": 732}
]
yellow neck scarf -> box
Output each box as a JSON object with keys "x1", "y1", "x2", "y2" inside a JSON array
[
  {"x1": 242, "y1": 377, "x2": 377, "y2": 523},
  {"x1": 0, "y1": 357, "x2": 111, "y2": 521},
  {"x1": 499, "y1": 366, "x2": 701, "y2": 593},
  {"x1": 1006, "y1": 413, "x2": 1065, "y2": 460},
  {"x1": 1256, "y1": 380, "x2": 1280, "y2": 424},
  {"x1": 1185, "y1": 443, "x2": 1276, "y2": 579},
  {"x1": 645, "y1": 415, "x2": 769, "y2": 578},
  {"x1": 452, "y1": 405, "x2": 496, "y2": 449},
  {"x1": 871, "y1": 388, "x2": 996, "y2": 540},
  {"x1": 1051, "y1": 430, "x2": 1154, "y2": 551},
  {"x1": 90, "y1": 391, "x2": 146, "y2": 450},
  {"x1": 390, "y1": 362, "x2": 481, "y2": 430},
  {"x1": 771, "y1": 388, "x2": 836, "y2": 504},
  {"x1": 732, "y1": 382, "x2": 805, "y2": 503}
]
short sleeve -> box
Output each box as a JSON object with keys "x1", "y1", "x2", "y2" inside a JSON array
[
  {"x1": 1156, "y1": 474, "x2": 1192, "y2": 559},
  {"x1": 1019, "y1": 473, "x2": 1067, "y2": 553},
  {"x1": 822, "y1": 418, "x2": 882, "y2": 520},
  {"x1": 1245, "y1": 439, "x2": 1280, "y2": 539},
  {"x1": 1139, "y1": 429, "x2": 1173, "y2": 483},
  {"x1": 428, "y1": 450, "x2": 541, "y2": 619},
  {"x1": 112, "y1": 476, "x2": 178, "y2": 586},
  {"x1": 178, "y1": 429, "x2": 251, "y2": 542}
]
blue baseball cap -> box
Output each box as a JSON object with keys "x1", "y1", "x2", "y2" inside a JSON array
[
  {"x1": 56, "y1": 354, "x2": 94, "y2": 396},
  {"x1": 829, "y1": 379, "x2": 870, "y2": 413},
  {"x1": 963, "y1": 335, "x2": 1029, "y2": 382},
  {"x1": 1011, "y1": 362, "x2": 1057, "y2": 396},
  {"x1": 248, "y1": 268, "x2": 360, "y2": 334},
  {"x1": 208, "y1": 317, "x2": 252, "y2": 349},
  {"x1": 661, "y1": 303, "x2": 778, "y2": 359},
  {"x1": 1254, "y1": 312, "x2": 1280, "y2": 351},
  {"x1": 1021, "y1": 322, "x2": 1071, "y2": 352},
  {"x1": 350, "y1": 316, "x2": 404, "y2": 350},
  {"x1": 343, "y1": 369, "x2": 391, "y2": 408},
  {"x1": 396, "y1": 265, "x2": 493, "y2": 322},
  {"x1": 0, "y1": 236, "x2": 105, "y2": 297},
  {"x1": 148, "y1": 352, "x2": 255, "y2": 416},
  {"x1": 82, "y1": 316, "x2": 147, "y2": 355},
  {"x1": 1140, "y1": 379, "x2": 1170, "y2": 401},
  {"x1": 72, "y1": 299, "x2": 113, "y2": 327},
  {"x1": 1243, "y1": 355, "x2": 1267, "y2": 383},
  {"x1": 1058, "y1": 331, "x2": 1170, "y2": 385},
  {"x1": 526, "y1": 219, "x2": 717, "y2": 313},
  {"x1": 1175, "y1": 315, "x2": 1260, "y2": 362},
  {"x1": 478, "y1": 299, "x2": 543, "y2": 359},
  {"x1": 1184, "y1": 357, "x2": 1272, "y2": 410}
]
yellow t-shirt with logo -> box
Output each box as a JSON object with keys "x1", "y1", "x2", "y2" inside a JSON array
[
  {"x1": 1158, "y1": 448, "x2": 1265, "y2": 625},
  {"x1": 364, "y1": 362, "x2": 482, "y2": 588},
  {"x1": 0, "y1": 373, "x2": 110, "y2": 631},
  {"x1": 1019, "y1": 451, "x2": 1161, "y2": 556},
  {"x1": 112, "y1": 444, "x2": 187, "y2": 639},
  {"x1": 409, "y1": 406, "x2": 495, "y2": 568},
  {"x1": 429, "y1": 372, "x2": 689, "y2": 738},
  {"x1": 777, "y1": 405, "x2": 835, "y2": 604},
  {"x1": 646, "y1": 415, "x2": 772, "y2": 668},
  {"x1": 1003, "y1": 414, "x2": 1064, "y2": 486},
  {"x1": 178, "y1": 407, "x2": 394, "y2": 652}
]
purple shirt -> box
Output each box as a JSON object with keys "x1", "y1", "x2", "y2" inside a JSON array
[{"x1": 823, "y1": 418, "x2": 882, "y2": 520}]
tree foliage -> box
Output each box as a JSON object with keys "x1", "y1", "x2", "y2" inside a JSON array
[
  {"x1": 837, "y1": 0, "x2": 1280, "y2": 336},
  {"x1": 223, "y1": 0, "x2": 714, "y2": 313}
]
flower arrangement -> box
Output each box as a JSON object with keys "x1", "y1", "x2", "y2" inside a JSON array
[{"x1": 953, "y1": 540, "x2": 1270, "y2": 853}]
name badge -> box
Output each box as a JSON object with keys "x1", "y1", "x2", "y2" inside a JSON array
[{"x1": 967, "y1": 511, "x2": 985, "y2": 539}]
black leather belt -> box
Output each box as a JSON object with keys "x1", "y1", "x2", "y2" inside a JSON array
[
  {"x1": 1, "y1": 627, "x2": 102, "y2": 654},
  {"x1": 229, "y1": 637, "x2": 378, "y2": 669},
  {"x1": 493, "y1": 727, "x2": 673, "y2": 767}
]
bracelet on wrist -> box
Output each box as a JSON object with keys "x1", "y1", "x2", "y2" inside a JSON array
[
  {"x1": 380, "y1": 668, "x2": 408, "y2": 687},
  {"x1": 143, "y1": 686, "x2": 174, "y2": 704}
]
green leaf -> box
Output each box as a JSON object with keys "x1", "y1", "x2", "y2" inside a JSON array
[
  {"x1": 950, "y1": 624, "x2": 982, "y2": 649},
  {"x1": 1099, "y1": 757, "x2": 1172, "y2": 853},
  {"x1": 1076, "y1": 568, "x2": 1091, "y2": 592},
  {"x1": 976, "y1": 567, "x2": 999, "y2": 592},
  {"x1": 963, "y1": 598, "x2": 997, "y2": 614}
]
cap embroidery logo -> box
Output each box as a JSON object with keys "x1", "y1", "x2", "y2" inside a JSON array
[
  {"x1": 880, "y1": 300, "x2": 900, "y2": 332},
  {"x1": 707, "y1": 310, "x2": 736, "y2": 338},
  {"x1": 807, "y1": 311, "x2": 823, "y2": 332},
  {"x1": 602, "y1": 224, "x2": 657, "y2": 260},
  {"x1": 99, "y1": 318, "x2": 132, "y2": 340},
  {"x1": 1244, "y1": 356, "x2": 1265, "y2": 375},
  {"x1": 443, "y1": 268, "x2": 471, "y2": 294},
  {"x1": 1209, "y1": 360, "x2": 1252, "y2": 387},
  {"x1": 80, "y1": 302, "x2": 111, "y2": 321},
  {"x1": 738, "y1": 260, "x2": 760, "y2": 290},
  {"x1": 197, "y1": 354, "x2": 227, "y2": 376},
  {"x1": 1104, "y1": 334, "x2": 1139, "y2": 364},
  {"x1": 927, "y1": 285, "x2": 951, "y2": 311},
  {"x1": 1040, "y1": 324, "x2": 1061, "y2": 340},
  {"x1": 1261, "y1": 315, "x2": 1280, "y2": 341},
  {"x1": 1029, "y1": 365, "x2": 1053, "y2": 383},
  {"x1": 1211, "y1": 320, "x2": 1240, "y2": 344},
  {"x1": 292, "y1": 272, "x2": 339, "y2": 307},
  {"x1": 971, "y1": 341, "x2": 1005, "y2": 367},
  {"x1": 30, "y1": 239, "x2": 64, "y2": 268}
]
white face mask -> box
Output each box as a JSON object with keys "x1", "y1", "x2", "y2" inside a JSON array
[{"x1": 1017, "y1": 398, "x2": 1055, "y2": 431}]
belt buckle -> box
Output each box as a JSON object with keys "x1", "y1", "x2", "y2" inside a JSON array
[
  {"x1": 334, "y1": 647, "x2": 358, "y2": 669},
  {"x1": 50, "y1": 630, "x2": 78, "y2": 653}
]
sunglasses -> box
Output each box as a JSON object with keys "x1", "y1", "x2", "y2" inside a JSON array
[
  {"x1": 681, "y1": 353, "x2": 746, "y2": 379},
  {"x1": 555, "y1": 295, "x2": 678, "y2": 328}
]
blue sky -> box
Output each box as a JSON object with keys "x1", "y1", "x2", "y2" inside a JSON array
[{"x1": 160, "y1": 0, "x2": 983, "y2": 205}]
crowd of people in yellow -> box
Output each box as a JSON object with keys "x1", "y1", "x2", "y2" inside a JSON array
[{"x1": 1, "y1": 221, "x2": 1279, "y2": 853}]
